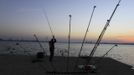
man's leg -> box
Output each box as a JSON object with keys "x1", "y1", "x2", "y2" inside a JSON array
[
  {"x1": 51, "y1": 50, "x2": 54, "y2": 61},
  {"x1": 49, "y1": 49, "x2": 54, "y2": 62}
]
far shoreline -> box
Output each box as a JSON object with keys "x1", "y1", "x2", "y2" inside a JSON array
[{"x1": 0, "y1": 40, "x2": 134, "y2": 45}]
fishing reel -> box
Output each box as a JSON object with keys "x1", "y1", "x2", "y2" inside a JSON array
[
  {"x1": 78, "y1": 64, "x2": 97, "y2": 73},
  {"x1": 36, "y1": 52, "x2": 45, "y2": 59}
]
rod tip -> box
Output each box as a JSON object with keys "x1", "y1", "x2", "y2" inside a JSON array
[
  {"x1": 115, "y1": 44, "x2": 118, "y2": 47},
  {"x1": 69, "y1": 14, "x2": 72, "y2": 17},
  {"x1": 94, "y1": 6, "x2": 96, "y2": 8}
]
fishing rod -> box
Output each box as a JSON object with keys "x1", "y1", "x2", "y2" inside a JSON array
[
  {"x1": 42, "y1": 9, "x2": 55, "y2": 37},
  {"x1": 73, "y1": 5, "x2": 96, "y2": 71},
  {"x1": 87, "y1": 0, "x2": 121, "y2": 64},
  {"x1": 66, "y1": 14, "x2": 72, "y2": 72},
  {"x1": 102, "y1": 44, "x2": 118, "y2": 58},
  {"x1": 33, "y1": 34, "x2": 46, "y2": 55},
  {"x1": 78, "y1": 6, "x2": 96, "y2": 57},
  {"x1": 95, "y1": 44, "x2": 118, "y2": 64}
]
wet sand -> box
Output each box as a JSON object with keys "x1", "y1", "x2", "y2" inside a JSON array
[{"x1": 0, "y1": 54, "x2": 134, "y2": 75}]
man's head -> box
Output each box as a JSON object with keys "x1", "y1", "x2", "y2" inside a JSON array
[{"x1": 52, "y1": 36, "x2": 55, "y2": 38}]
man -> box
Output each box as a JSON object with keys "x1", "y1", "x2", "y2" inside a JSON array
[{"x1": 49, "y1": 36, "x2": 56, "y2": 62}]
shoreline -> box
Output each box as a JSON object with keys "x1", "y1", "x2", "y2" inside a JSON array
[{"x1": 0, "y1": 40, "x2": 134, "y2": 45}]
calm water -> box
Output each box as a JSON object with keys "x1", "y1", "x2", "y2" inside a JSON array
[{"x1": 0, "y1": 41, "x2": 134, "y2": 67}]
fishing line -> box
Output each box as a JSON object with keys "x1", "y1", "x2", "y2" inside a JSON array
[{"x1": 42, "y1": 8, "x2": 54, "y2": 37}]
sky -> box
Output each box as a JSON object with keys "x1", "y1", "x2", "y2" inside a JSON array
[{"x1": 0, "y1": 0, "x2": 134, "y2": 43}]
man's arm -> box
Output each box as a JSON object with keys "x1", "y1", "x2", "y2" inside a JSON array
[
  {"x1": 53, "y1": 36, "x2": 56, "y2": 43},
  {"x1": 54, "y1": 38, "x2": 56, "y2": 43}
]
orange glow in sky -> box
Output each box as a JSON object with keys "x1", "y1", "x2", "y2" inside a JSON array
[{"x1": 117, "y1": 35, "x2": 134, "y2": 43}]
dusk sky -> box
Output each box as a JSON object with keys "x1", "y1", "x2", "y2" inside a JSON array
[{"x1": 0, "y1": 0, "x2": 134, "y2": 43}]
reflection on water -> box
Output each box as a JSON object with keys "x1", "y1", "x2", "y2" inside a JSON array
[{"x1": 0, "y1": 41, "x2": 134, "y2": 66}]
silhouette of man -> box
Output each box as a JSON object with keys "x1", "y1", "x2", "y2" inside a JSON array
[{"x1": 49, "y1": 36, "x2": 56, "y2": 62}]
